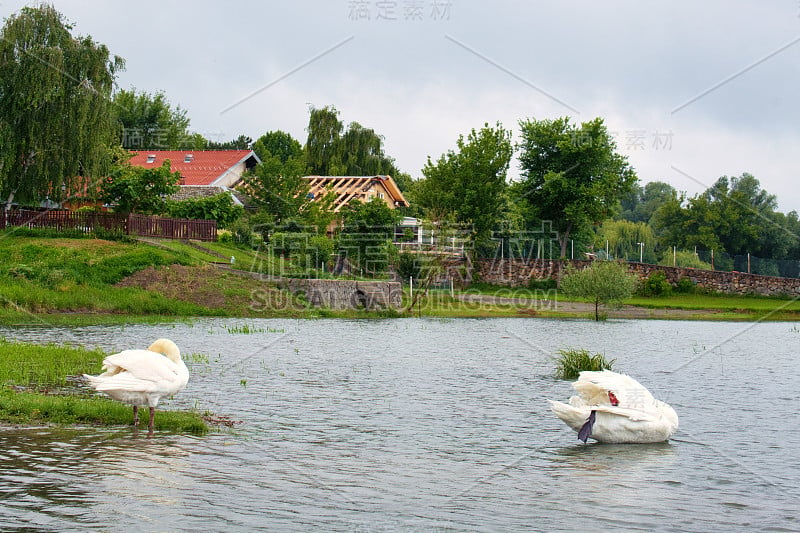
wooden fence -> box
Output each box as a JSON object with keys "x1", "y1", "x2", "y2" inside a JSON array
[
  {"x1": 0, "y1": 209, "x2": 217, "y2": 241},
  {"x1": 128, "y1": 213, "x2": 216, "y2": 241}
]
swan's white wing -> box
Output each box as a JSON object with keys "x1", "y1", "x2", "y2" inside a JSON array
[
  {"x1": 574, "y1": 370, "x2": 656, "y2": 407},
  {"x1": 592, "y1": 405, "x2": 659, "y2": 422},
  {"x1": 101, "y1": 349, "x2": 182, "y2": 383},
  {"x1": 548, "y1": 400, "x2": 591, "y2": 433},
  {"x1": 86, "y1": 371, "x2": 162, "y2": 393}
]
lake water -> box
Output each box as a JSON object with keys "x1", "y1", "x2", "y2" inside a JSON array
[{"x1": 1, "y1": 318, "x2": 798, "y2": 532}]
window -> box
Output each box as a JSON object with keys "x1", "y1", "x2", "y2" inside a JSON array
[
  {"x1": 184, "y1": 154, "x2": 194, "y2": 163},
  {"x1": 146, "y1": 154, "x2": 156, "y2": 163}
]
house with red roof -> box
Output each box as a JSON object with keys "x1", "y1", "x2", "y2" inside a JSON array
[{"x1": 129, "y1": 149, "x2": 260, "y2": 187}]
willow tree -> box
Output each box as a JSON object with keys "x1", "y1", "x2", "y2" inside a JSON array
[
  {"x1": 0, "y1": 5, "x2": 124, "y2": 209},
  {"x1": 305, "y1": 105, "x2": 344, "y2": 175},
  {"x1": 305, "y1": 106, "x2": 401, "y2": 178}
]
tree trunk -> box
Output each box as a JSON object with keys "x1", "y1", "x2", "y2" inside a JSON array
[{"x1": 559, "y1": 222, "x2": 573, "y2": 259}]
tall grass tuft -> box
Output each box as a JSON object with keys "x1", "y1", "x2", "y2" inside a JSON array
[{"x1": 554, "y1": 348, "x2": 615, "y2": 380}]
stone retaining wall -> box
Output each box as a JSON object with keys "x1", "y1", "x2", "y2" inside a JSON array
[
  {"x1": 475, "y1": 259, "x2": 800, "y2": 297},
  {"x1": 279, "y1": 279, "x2": 403, "y2": 310}
]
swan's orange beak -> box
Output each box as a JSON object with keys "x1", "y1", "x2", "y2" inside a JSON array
[{"x1": 608, "y1": 391, "x2": 620, "y2": 406}]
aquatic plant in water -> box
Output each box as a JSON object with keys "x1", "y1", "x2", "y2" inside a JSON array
[{"x1": 554, "y1": 348, "x2": 615, "y2": 380}]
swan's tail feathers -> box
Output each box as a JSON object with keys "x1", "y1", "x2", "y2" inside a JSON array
[{"x1": 578, "y1": 410, "x2": 596, "y2": 443}]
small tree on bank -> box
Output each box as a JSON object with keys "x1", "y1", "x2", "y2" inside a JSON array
[{"x1": 559, "y1": 261, "x2": 636, "y2": 320}]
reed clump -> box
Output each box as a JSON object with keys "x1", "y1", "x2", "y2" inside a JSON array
[{"x1": 554, "y1": 348, "x2": 615, "y2": 380}]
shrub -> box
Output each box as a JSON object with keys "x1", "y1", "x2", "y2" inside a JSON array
[
  {"x1": 675, "y1": 276, "x2": 696, "y2": 294},
  {"x1": 165, "y1": 192, "x2": 244, "y2": 229},
  {"x1": 638, "y1": 270, "x2": 672, "y2": 296},
  {"x1": 528, "y1": 277, "x2": 556, "y2": 290},
  {"x1": 395, "y1": 251, "x2": 423, "y2": 282},
  {"x1": 554, "y1": 348, "x2": 615, "y2": 380},
  {"x1": 559, "y1": 261, "x2": 636, "y2": 320},
  {"x1": 660, "y1": 250, "x2": 712, "y2": 270},
  {"x1": 271, "y1": 232, "x2": 334, "y2": 274}
]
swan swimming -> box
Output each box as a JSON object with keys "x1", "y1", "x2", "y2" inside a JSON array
[
  {"x1": 548, "y1": 370, "x2": 678, "y2": 443},
  {"x1": 84, "y1": 338, "x2": 189, "y2": 433}
]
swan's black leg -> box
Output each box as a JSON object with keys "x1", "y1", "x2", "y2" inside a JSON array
[
  {"x1": 133, "y1": 405, "x2": 139, "y2": 426},
  {"x1": 578, "y1": 410, "x2": 596, "y2": 443}
]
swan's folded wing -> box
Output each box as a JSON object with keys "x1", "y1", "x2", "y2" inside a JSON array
[
  {"x1": 571, "y1": 380, "x2": 610, "y2": 406},
  {"x1": 592, "y1": 405, "x2": 659, "y2": 422},
  {"x1": 102, "y1": 350, "x2": 181, "y2": 383},
  {"x1": 576, "y1": 370, "x2": 656, "y2": 407},
  {"x1": 86, "y1": 372, "x2": 161, "y2": 393}
]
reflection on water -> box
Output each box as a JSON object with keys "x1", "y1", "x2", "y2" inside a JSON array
[{"x1": 1, "y1": 318, "x2": 799, "y2": 531}]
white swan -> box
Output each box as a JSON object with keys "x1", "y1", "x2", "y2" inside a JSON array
[
  {"x1": 84, "y1": 338, "x2": 189, "y2": 432},
  {"x1": 548, "y1": 370, "x2": 678, "y2": 443}
]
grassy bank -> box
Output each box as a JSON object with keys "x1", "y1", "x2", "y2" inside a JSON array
[
  {"x1": 0, "y1": 234, "x2": 797, "y2": 323},
  {"x1": 0, "y1": 339, "x2": 208, "y2": 433}
]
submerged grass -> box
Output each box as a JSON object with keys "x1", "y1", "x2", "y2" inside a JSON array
[
  {"x1": 554, "y1": 348, "x2": 615, "y2": 380},
  {"x1": 0, "y1": 339, "x2": 208, "y2": 434}
]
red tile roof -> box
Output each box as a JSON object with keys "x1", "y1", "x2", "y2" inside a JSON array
[{"x1": 128, "y1": 150, "x2": 258, "y2": 186}]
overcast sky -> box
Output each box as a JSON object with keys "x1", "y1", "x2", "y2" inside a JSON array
[{"x1": 5, "y1": 0, "x2": 800, "y2": 212}]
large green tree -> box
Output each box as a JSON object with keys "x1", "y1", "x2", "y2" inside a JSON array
[
  {"x1": 651, "y1": 173, "x2": 792, "y2": 260},
  {"x1": 619, "y1": 181, "x2": 676, "y2": 224},
  {"x1": 113, "y1": 88, "x2": 194, "y2": 150},
  {"x1": 240, "y1": 152, "x2": 308, "y2": 226},
  {"x1": 241, "y1": 130, "x2": 309, "y2": 227},
  {"x1": 516, "y1": 117, "x2": 637, "y2": 257},
  {"x1": 413, "y1": 122, "x2": 513, "y2": 248},
  {"x1": 0, "y1": 5, "x2": 124, "y2": 208},
  {"x1": 252, "y1": 130, "x2": 303, "y2": 163}
]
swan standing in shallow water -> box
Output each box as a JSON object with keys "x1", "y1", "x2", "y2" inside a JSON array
[
  {"x1": 549, "y1": 370, "x2": 678, "y2": 443},
  {"x1": 84, "y1": 338, "x2": 189, "y2": 433}
]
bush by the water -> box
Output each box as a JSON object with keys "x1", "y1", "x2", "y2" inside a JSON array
[
  {"x1": 675, "y1": 276, "x2": 696, "y2": 294},
  {"x1": 554, "y1": 348, "x2": 615, "y2": 380},
  {"x1": 638, "y1": 271, "x2": 672, "y2": 296}
]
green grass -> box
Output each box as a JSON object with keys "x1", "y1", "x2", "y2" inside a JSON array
[
  {"x1": 554, "y1": 348, "x2": 615, "y2": 380},
  {"x1": 0, "y1": 234, "x2": 797, "y2": 323},
  {"x1": 0, "y1": 388, "x2": 207, "y2": 434},
  {"x1": 0, "y1": 278, "x2": 216, "y2": 315},
  {"x1": 0, "y1": 339, "x2": 209, "y2": 433},
  {"x1": 0, "y1": 339, "x2": 103, "y2": 387},
  {"x1": 148, "y1": 238, "x2": 285, "y2": 275},
  {"x1": 0, "y1": 236, "x2": 198, "y2": 286},
  {"x1": 625, "y1": 293, "x2": 800, "y2": 312}
]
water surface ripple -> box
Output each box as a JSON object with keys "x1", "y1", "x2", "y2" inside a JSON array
[{"x1": 1, "y1": 319, "x2": 797, "y2": 531}]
